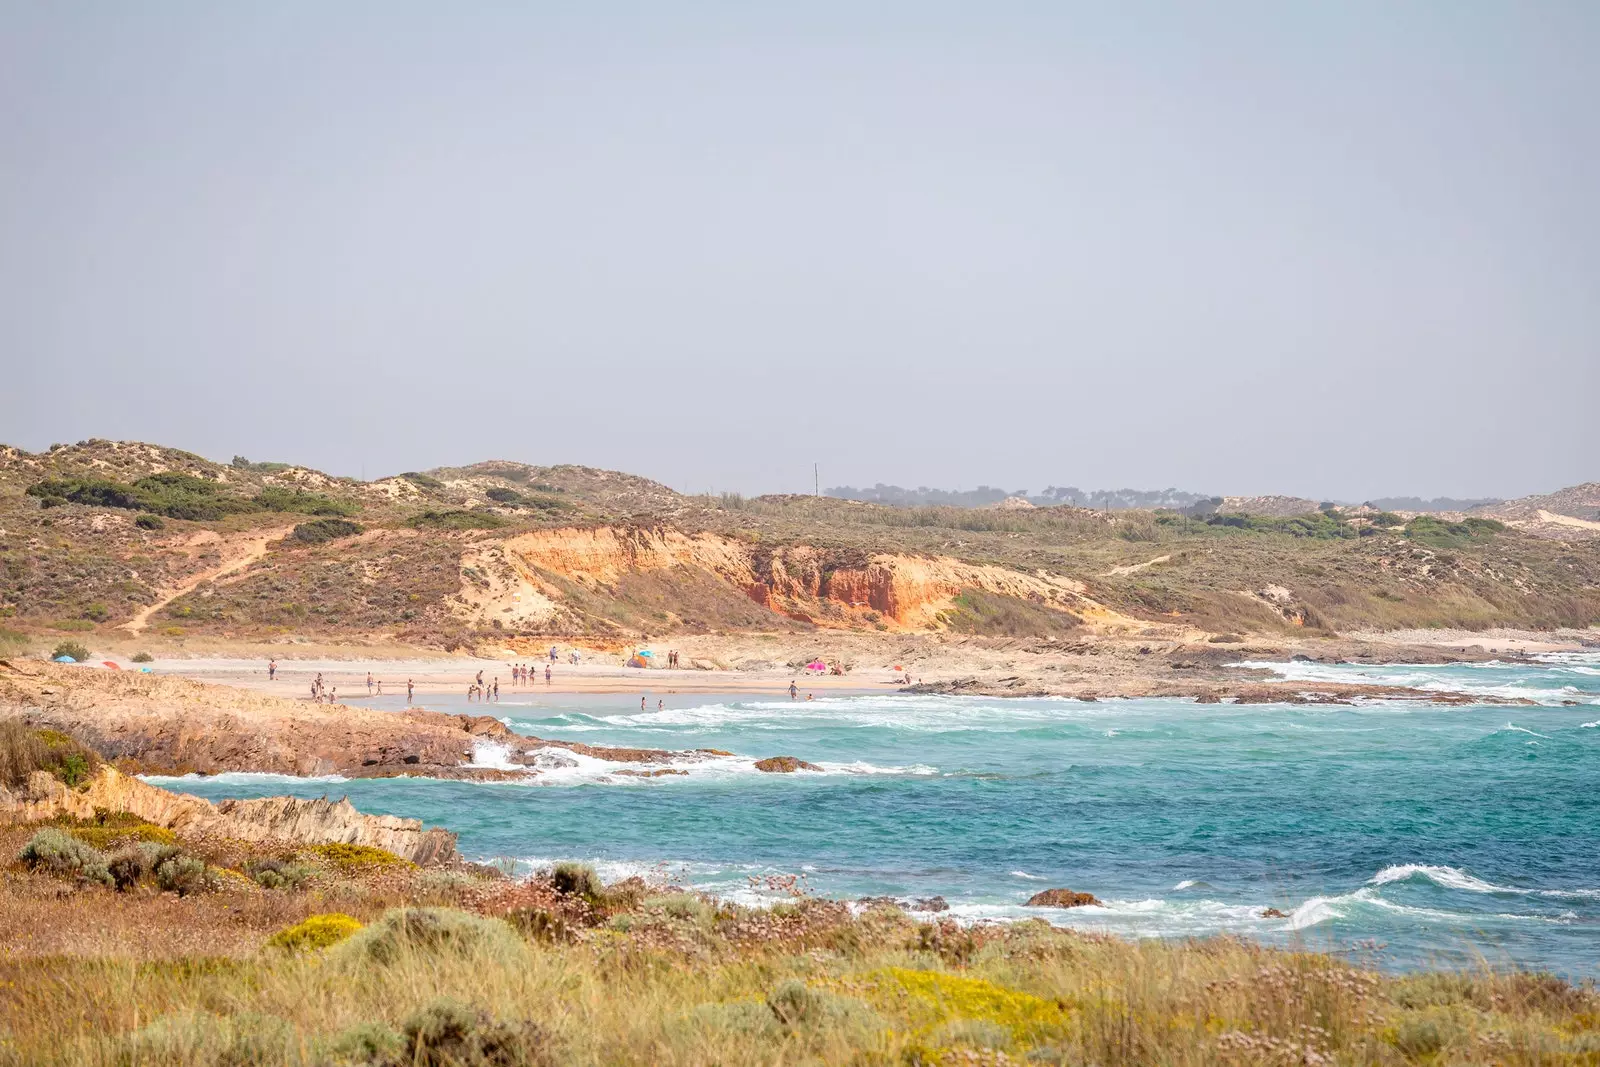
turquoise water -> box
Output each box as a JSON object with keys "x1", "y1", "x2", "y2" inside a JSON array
[{"x1": 154, "y1": 655, "x2": 1600, "y2": 976}]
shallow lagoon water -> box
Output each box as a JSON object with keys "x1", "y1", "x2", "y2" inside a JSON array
[{"x1": 155, "y1": 655, "x2": 1600, "y2": 976}]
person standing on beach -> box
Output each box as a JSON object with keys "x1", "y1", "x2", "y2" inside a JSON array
[
  {"x1": 366, "y1": 672, "x2": 373, "y2": 695},
  {"x1": 545, "y1": 663, "x2": 552, "y2": 685},
  {"x1": 476, "y1": 669, "x2": 484, "y2": 687},
  {"x1": 789, "y1": 681, "x2": 798, "y2": 700},
  {"x1": 493, "y1": 679, "x2": 500, "y2": 701},
  {"x1": 407, "y1": 679, "x2": 414, "y2": 703},
  {"x1": 268, "y1": 659, "x2": 277, "y2": 681}
]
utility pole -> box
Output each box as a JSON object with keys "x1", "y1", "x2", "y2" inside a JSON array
[{"x1": 814, "y1": 463, "x2": 818, "y2": 497}]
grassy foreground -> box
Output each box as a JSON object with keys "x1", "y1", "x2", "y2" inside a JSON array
[{"x1": 0, "y1": 824, "x2": 1597, "y2": 1065}]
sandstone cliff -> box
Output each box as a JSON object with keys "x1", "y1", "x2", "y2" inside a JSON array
[{"x1": 449, "y1": 526, "x2": 1126, "y2": 634}]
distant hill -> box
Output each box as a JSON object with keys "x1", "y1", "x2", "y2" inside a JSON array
[
  {"x1": 1369, "y1": 496, "x2": 1501, "y2": 513},
  {"x1": 827, "y1": 484, "x2": 1211, "y2": 510},
  {"x1": 1470, "y1": 483, "x2": 1600, "y2": 539},
  {"x1": 2, "y1": 440, "x2": 1597, "y2": 645}
]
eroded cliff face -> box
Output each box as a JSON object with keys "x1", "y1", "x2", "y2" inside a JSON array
[
  {"x1": 446, "y1": 526, "x2": 1128, "y2": 634},
  {"x1": 0, "y1": 767, "x2": 457, "y2": 865},
  {"x1": 749, "y1": 550, "x2": 1099, "y2": 630}
]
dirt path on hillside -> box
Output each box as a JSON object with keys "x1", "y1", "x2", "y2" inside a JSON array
[{"x1": 120, "y1": 526, "x2": 292, "y2": 635}]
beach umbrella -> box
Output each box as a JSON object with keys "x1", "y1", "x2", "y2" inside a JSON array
[
  {"x1": 101, "y1": 661, "x2": 121, "y2": 669},
  {"x1": 53, "y1": 655, "x2": 77, "y2": 663}
]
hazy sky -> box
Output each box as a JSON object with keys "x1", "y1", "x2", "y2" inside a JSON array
[{"x1": 2, "y1": 2, "x2": 1595, "y2": 501}]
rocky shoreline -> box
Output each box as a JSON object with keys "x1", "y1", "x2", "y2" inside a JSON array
[
  {"x1": 0, "y1": 660, "x2": 841, "y2": 784},
  {"x1": 1, "y1": 654, "x2": 1531, "y2": 792}
]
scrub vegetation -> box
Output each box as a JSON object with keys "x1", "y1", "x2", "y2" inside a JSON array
[{"x1": 0, "y1": 811, "x2": 1595, "y2": 1066}]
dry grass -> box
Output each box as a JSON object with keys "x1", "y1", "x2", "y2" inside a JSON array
[
  {"x1": 0, "y1": 826, "x2": 1596, "y2": 1065},
  {"x1": 0, "y1": 721, "x2": 101, "y2": 789}
]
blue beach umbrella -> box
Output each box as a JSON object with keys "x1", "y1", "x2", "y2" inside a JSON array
[{"x1": 53, "y1": 655, "x2": 77, "y2": 663}]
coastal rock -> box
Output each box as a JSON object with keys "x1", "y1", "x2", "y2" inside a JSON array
[
  {"x1": 1025, "y1": 888, "x2": 1101, "y2": 908},
  {"x1": 0, "y1": 767, "x2": 456, "y2": 865},
  {"x1": 754, "y1": 756, "x2": 823, "y2": 773},
  {"x1": 913, "y1": 896, "x2": 950, "y2": 913},
  {"x1": 1261, "y1": 908, "x2": 1288, "y2": 918}
]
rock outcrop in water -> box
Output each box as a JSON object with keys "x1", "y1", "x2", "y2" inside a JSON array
[
  {"x1": 0, "y1": 766, "x2": 456, "y2": 865},
  {"x1": 1025, "y1": 888, "x2": 1102, "y2": 908},
  {"x1": 754, "y1": 756, "x2": 823, "y2": 773}
]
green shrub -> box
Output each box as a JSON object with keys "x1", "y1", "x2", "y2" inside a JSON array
[
  {"x1": 549, "y1": 861, "x2": 602, "y2": 899},
  {"x1": 131, "y1": 651, "x2": 154, "y2": 663},
  {"x1": 231, "y1": 456, "x2": 292, "y2": 473},
  {"x1": 397, "y1": 999, "x2": 552, "y2": 1067},
  {"x1": 485, "y1": 487, "x2": 522, "y2": 503},
  {"x1": 1202, "y1": 511, "x2": 1356, "y2": 539},
  {"x1": 105, "y1": 841, "x2": 180, "y2": 891},
  {"x1": 155, "y1": 854, "x2": 207, "y2": 895},
  {"x1": 337, "y1": 908, "x2": 525, "y2": 966},
  {"x1": 52, "y1": 619, "x2": 95, "y2": 631},
  {"x1": 255, "y1": 485, "x2": 360, "y2": 516},
  {"x1": 82, "y1": 602, "x2": 109, "y2": 623},
  {"x1": 134, "y1": 513, "x2": 165, "y2": 530},
  {"x1": 407, "y1": 509, "x2": 508, "y2": 531},
  {"x1": 52, "y1": 640, "x2": 91, "y2": 662},
  {"x1": 290, "y1": 518, "x2": 365, "y2": 543},
  {"x1": 26, "y1": 473, "x2": 260, "y2": 521},
  {"x1": 401, "y1": 471, "x2": 445, "y2": 490},
  {"x1": 246, "y1": 858, "x2": 312, "y2": 889},
  {"x1": 327, "y1": 1021, "x2": 406, "y2": 1064},
  {"x1": 1404, "y1": 515, "x2": 1505, "y2": 549},
  {"x1": 18, "y1": 828, "x2": 113, "y2": 886},
  {"x1": 267, "y1": 912, "x2": 364, "y2": 951},
  {"x1": 765, "y1": 979, "x2": 883, "y2": 1037}
]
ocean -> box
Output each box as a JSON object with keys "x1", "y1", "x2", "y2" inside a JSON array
[{"x1": 152, "y1": 654, "x2": 1600, "y2": 976}]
